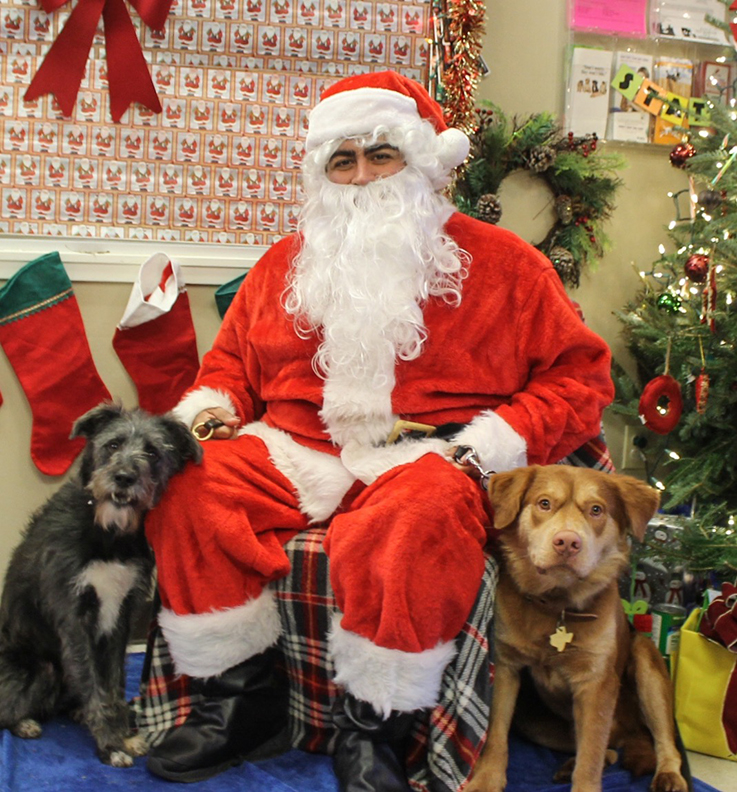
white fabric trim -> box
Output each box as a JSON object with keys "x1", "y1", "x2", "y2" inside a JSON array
[
  {"x1": 306, "y1": 87, "x2": 419, "y2": 151},
  {"x1": 173, "y1": 386, "x2": 237, "y2": 429},
  {"x1": 451, "y1": 410, "x2": 528, "y2": 473},
  {"x1": 158, "y1": 589, "x2": 282, "y2": 678},
  {"x1": 118, "y1": 253, "x2": 185, "y2": 328},
  {"x1": 239, "y1": 422, "x2": 356, "y2": 523},
  {"x1": 340, "y1": 437, "x2": 450, "y2": 486},
  {"x1": 328, "y1": 613, "x2": 456, "y2": 718}
]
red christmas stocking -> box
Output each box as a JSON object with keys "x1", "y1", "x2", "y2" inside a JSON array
[
  {"x1": 113, "y1": 253, "x2": 199, "y2": 414},
  {"x1": 0, "y1": 252, "x2": 112, "y2": 476}
]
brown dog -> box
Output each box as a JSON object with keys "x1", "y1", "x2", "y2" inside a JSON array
[{"x1": 467, "y1": 465, "x2": 689, "y2": 792}]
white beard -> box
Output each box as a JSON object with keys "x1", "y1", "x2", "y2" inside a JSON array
[{"x1": 284, "y1": 166, "x2": 467, "y2": 447}]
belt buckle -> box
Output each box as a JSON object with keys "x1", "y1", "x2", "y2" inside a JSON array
[{"x1": 386, "y1": 420, "x2": 437, "y2": 445}]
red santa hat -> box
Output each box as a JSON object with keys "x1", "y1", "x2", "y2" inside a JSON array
[{"x1": 305, "y1": 70, "x2": 469, "y2": 169}]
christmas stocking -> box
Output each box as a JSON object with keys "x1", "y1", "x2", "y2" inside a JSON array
[
  {"x1": 113, "y1": 253, "x2": 199, "y2": 414},
  {"x1": 0, "y1": 252, "x2": 112, "y2": 476}
]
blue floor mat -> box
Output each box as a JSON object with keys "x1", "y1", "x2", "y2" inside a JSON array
[{"x1": 0, "y1": 653, "x2": 721, "y2": 792}]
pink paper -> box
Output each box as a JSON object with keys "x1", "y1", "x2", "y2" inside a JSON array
[{"x1": 571, "y1": 0, "x2": 648, "y2": 37}]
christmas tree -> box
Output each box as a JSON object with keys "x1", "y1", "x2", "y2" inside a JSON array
[{"x1": 612, "y1": 101, "x2": 737, "y2": 574}]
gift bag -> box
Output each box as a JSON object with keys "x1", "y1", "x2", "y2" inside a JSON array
[{"x1": 673, "y1": 607, "x2": 737, "y2": 761}]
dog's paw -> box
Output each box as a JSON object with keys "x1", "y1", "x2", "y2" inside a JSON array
[
  {"x1": 124, "y1": 734, "x2": 148, "y2": 757},
  {"x1": 12, "y1": 719, "x2": 42, "y2": 739},
  {"x1": 651, "y1": 771, "x2": 689, "y2": 792},
  {"x1": 465, "y1": 769, "x2": 507, "y2": 792},
  {"x1": 106, "y1": 750, "x2": 136, "y2": 768},
  {"x1": 553, "y1": 757, "x2": 575, "y2": 784}
]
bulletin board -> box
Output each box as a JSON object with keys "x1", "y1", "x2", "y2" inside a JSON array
[{"x1": 0, "y1": 0, "x2": 431, "y2": 247}]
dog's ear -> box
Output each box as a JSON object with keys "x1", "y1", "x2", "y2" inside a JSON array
[
  {"x1": 160, "y1": 414, "x2": 204, "y2": 468},
  {"x1": 487, "y1": 466, "x2": 537, "y2": 529},
  {"x1": 71, "y1": 402, "x2": 124, "y2": 440},
  {"x1": 609, "y1": 473, "x2": 660, "y2": 541}
]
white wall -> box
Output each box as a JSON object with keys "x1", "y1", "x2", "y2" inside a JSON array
[{"x1": 0, "y1": 0, "x2": 697, "y2": 580}]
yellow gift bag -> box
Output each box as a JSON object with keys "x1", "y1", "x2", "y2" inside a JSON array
[{"x1": 673, "y1": 607, "x2": 737, "y2": 761}]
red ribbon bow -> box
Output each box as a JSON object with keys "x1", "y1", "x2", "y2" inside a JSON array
[{"x1": 24, "y1": 0, "x2": 173, "y2": 123}]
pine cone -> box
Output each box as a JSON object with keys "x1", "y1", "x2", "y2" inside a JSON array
[
  {"x1": 549, "y1": 246, "x2": 578, "y2": 286},
  {"x1": 528, "y1": 145, "x2": 556, "y2": 173},
  {"x1": 476, "y1": 193, "x2": 502, "y2": 224},
  {"x1": 555, "y1": 195, "x2": 573, "y2": 224}
]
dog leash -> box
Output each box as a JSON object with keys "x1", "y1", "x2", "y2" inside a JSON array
[
  {"x1": 192, "y1": 417, "x2": 225, "y2": 441},
  {"x1": 452, "y1": 445, "x2": 495, "y2": 491}
]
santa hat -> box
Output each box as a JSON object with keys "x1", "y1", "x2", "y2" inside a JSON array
[{"x1": 305, "y1": 71, "x2": 470, "y2": 169}]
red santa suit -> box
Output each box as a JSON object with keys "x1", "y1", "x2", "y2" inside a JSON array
[{"x1": 146, "y1": 210, "x2": 613, "y2": 714}]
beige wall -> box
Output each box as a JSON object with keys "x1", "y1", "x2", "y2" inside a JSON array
[{"x1": 0, "y1": 0, "x2": 688, "y2": 580}]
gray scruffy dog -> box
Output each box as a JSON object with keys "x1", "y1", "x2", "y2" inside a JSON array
[{"x1": 0, "y1": 403, "x2": 202, "y2": 766}]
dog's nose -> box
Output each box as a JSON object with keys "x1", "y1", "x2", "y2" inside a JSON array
[
  {"x1": 552, "y1": 531, "x2": 582, "y2": 557},
  {"x1": 114, "y1": 471, "x2": 136, "y2": 488}
]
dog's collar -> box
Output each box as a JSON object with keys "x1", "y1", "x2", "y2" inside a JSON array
[{"x1": 524, "y1": 594, "x2": 599, "y2": 622}]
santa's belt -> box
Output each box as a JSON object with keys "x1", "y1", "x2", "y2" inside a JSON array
[{"x1": 386, "y1": 419, "x2": 466, "y2": 445}]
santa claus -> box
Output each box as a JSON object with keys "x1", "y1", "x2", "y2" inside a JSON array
[{"x1": 145, "y1": 71, "x2": 614, "y2": 789}]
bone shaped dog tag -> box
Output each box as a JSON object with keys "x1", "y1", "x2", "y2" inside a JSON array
[{"x1": 549, "y1": 625, "x2": 574, "y2": 652}]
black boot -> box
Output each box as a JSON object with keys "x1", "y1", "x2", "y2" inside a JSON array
[
  {"x1": 332, "y1": 692, "x2": 414, "y2": 792},
  {"x1": 146, "y1": 649, "x2": 289, "y2": 783}
]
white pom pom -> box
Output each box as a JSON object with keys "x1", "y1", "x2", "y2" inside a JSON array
[{"x1": 437, "y1": 128, "x2": 470, "y2": 168}]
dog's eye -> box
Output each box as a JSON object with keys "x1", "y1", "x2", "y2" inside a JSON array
[
  {"x1": 537, "y1": 498, "x2": 551, "y2": 511},
  {"x1": 590, "y1": 504, "x2": 604, "y2": 517},
  {"x1": 106, "y1": 441, "x2": 119, "y2": 451},
  {"x1": 144, "y1": 447, "x2": 160, "y2": 461}
]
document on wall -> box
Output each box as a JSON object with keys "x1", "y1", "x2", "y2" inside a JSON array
[
  {"x1": 566, "y1": 47, "x2": 614, "y2": 139},
  {"x1": 651, "y1": 0, "x2": 727, "y2": 44},
  {"x1": 608, "y1": 51, "x2": 654, "y2": 143},
  {"x1": 570, "y1": 0, "x2": 648, "y2": 37}
]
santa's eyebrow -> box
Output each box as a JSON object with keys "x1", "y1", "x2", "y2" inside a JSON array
[
  {"x1": 328, "y1": 148, "x2": 357, "y2": 163},
  {"x1": 363, "y1": 143, "x2": 399, "y2": 155}
]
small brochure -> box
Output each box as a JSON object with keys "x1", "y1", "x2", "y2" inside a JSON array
[
  {"x1": 652, "y1": 57, "x2": 694, "y2": 145},
  {"x1": 570, "y1": 0, "x2": 648, "y2": 38},
  {"x1": 566, "y1": 46, "x2": 614, "y2": 138},
  {"x1": 651, "y1": 0, "x2": 726, "y2": 44}
]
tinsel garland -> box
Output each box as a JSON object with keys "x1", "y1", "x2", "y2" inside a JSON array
[
  {"x1": 429, "y1": 0, "x2": 486, "y2": 133},
  {"x1": 452, "y1": 104, "x2": 625, "y2": 287}
]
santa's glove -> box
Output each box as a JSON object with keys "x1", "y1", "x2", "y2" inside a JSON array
[
  {"x1": 113, "y1": 253, "x2": 200, "y2": 415},
  {"x1": 0, "y1": 252, "x2": 112, "y2": 476}
]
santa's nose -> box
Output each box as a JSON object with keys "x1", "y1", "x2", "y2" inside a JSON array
[
  {"x1": 351, "y1": 157, "x2": 374, "y2": 186},
  {"x1": 552, "y1": 531, "x2": 582, "y2": 557}
]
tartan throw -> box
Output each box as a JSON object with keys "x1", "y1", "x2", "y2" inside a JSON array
[{"x1": 133, "y1": 527, "x2": 498, "y2": 792}]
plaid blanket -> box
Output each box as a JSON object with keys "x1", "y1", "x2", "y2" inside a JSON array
[{"x1": 133, "y1": 527, "x2": 497, "y2": 792}]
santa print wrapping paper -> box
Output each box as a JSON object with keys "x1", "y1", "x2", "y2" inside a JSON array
[{"x1": 0, "y1": 0, "x2": 431, "y2": 245}]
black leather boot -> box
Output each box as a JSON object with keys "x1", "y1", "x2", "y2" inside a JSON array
[
  {"x1": 146, "y1": 649, "x2": 289, "y2": 783},
  {"x1": 332, "y1": 692, "x2": 414, "y2": 792}
]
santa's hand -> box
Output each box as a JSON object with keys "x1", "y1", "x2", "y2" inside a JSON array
[
  {"x1": 447, "y1": 445, "x2": 494, "y2": 490},
  {"x1": 192, "y1": 407, "x2": 239, "y2": 441}
]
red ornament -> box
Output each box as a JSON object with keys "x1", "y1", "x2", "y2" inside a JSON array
[
  {"x1": 670, "y1": 142, "x2": 696, "y2": 169},
  {"x1": 701, "y1": 266, "x2": 717, "y2": 333},
  {"x1": 684, "y1": 253, "x2": 710, "y2": 283},
  {"x1": 695, "y1": 369, "x2": 710, "y2": 414},
  {"x1": 639, "y1": 375, "x2": 683, "y2": 434}
]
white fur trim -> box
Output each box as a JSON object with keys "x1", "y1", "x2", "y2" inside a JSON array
[
  {"x1": 173, "y1": 386, "x2": 237, "y2": 429},
  {"x1": 340, "y1": 437, "x2": 449, "y2": 486},
  {"x1": 320, "y1": 375, "x2": 396, "y2": 449},
  {"x1": 239, "y1": 422, "x2": 355, "y2": 523},
  {"x1": 306, "y1": 88, "x2": 419, "y2": 151},
  {"x1": 158, "y1": 589, "x2": 282, "y2": 678},
  {"x1": 328, "y1": 613, "x2": 456, "y2": 718},
  {"x1": 452, "y1": 410, "x2": 527, "y2": 473},
  {"x1": 118, "y1": 253, "x2": 185, "y2": 328},
  {"x1": 437, "y1": 128, "x2": 470, "y2": 169}
]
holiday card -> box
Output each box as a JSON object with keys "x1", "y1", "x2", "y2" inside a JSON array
[
  {"x1": 566, "y1": 46, "x2": 614, "y2": 139},
  {"x1": 570, "y1": 0, "x2": 648, "y2": 38}
]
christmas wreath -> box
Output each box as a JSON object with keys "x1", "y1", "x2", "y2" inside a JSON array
[{"x1": 452, "y1": 105, "x2": 625, "y2": 287}]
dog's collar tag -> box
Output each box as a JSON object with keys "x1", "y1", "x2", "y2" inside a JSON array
[{"x1": 550, "y1": 613, "x2": 574, "y2": 652}]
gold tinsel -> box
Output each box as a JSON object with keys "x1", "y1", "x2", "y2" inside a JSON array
[{"x1": 429, "y1": 0, "x2": 486, "y2": 134}]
